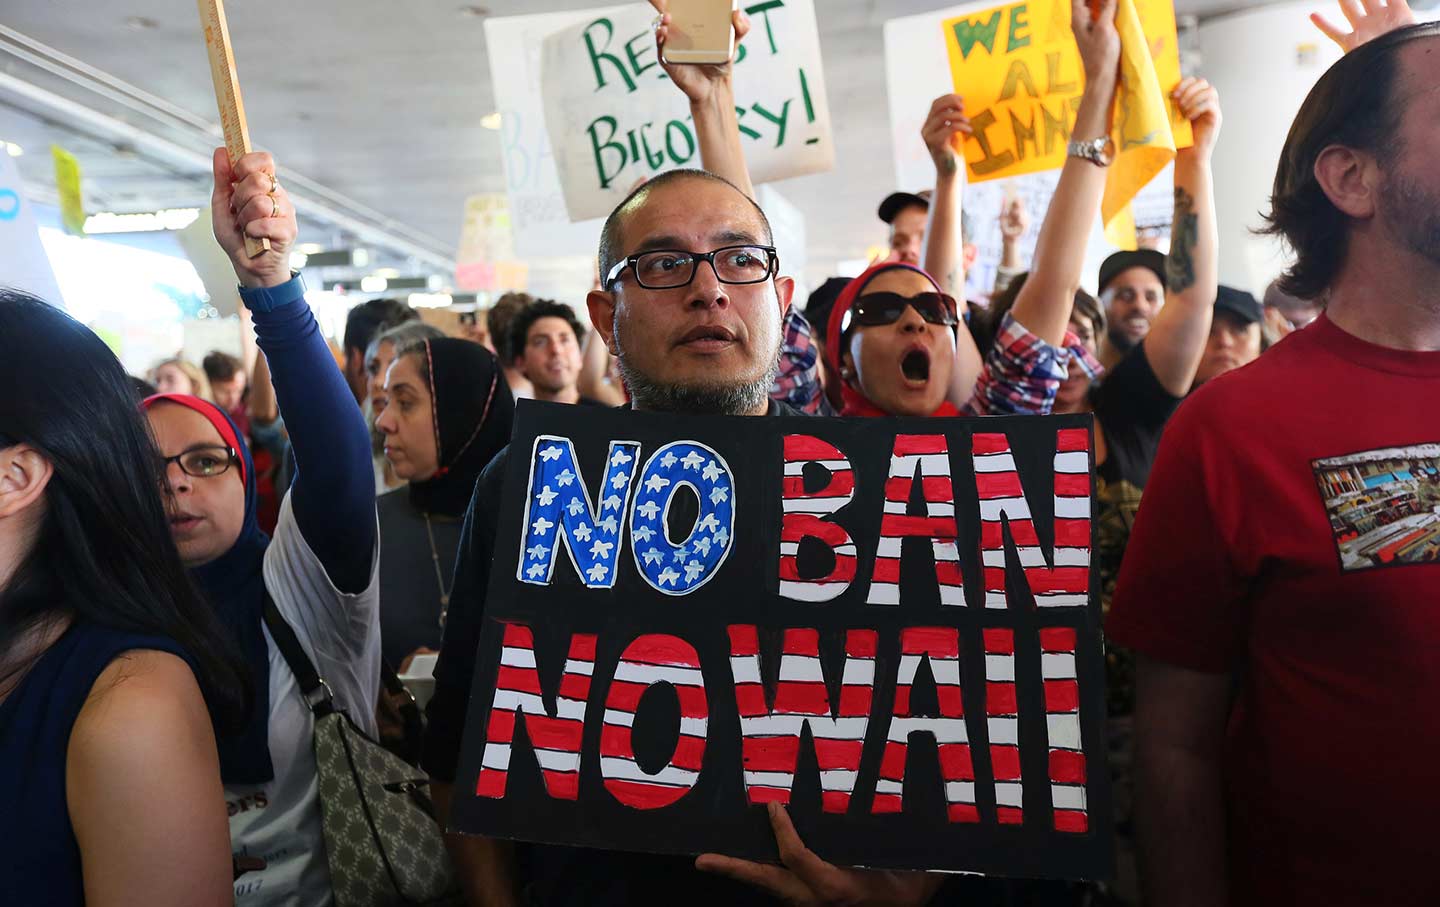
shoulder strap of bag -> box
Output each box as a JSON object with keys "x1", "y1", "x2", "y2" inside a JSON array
[
  {"x1": 261, "y1": 592, "x2": 335, "y2": 717},
  {"x1": 380, "y1": 657, "x2": 425, "y2": 764}
]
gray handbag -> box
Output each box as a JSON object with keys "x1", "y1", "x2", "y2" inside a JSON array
[{"x1": 264, "y1": 600, "x2": 462, "y2": 906}]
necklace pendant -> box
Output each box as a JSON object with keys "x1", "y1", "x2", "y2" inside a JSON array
[{"x1": 440, "y1": 593, "x2": 450, "y2": 608}]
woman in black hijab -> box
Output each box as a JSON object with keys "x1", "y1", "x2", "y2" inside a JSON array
[{"x1": 374, "y1": 337, "x2": 516, "y2": 667}]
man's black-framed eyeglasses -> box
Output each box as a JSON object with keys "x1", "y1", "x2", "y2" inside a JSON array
[
  {"x1": 159, "y1": 446, "x2": 239, "y2": 479},
  {"x1": 605, "y1": 244, "x2": 779, "y2": 290}
]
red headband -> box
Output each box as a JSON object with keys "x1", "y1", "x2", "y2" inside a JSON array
[{"x1": 141, "y1": 393, "x2": 247, "y2": 486}]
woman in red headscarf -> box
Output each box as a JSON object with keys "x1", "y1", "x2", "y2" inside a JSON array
[{"x1": 824, "y1": 260, "x2": 1099, "y2": 419}]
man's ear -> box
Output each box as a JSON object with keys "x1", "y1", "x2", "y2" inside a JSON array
[
  {"x1": 774, "y1": 276, "x2": 796, "y2": 319},
  {"x1": 586, "y1": 289, "x2": 619, "y2": 356},
  {"x1": 0, "y1": 445, "x2": 53, "y2": 521},
  {"x1": 1314, "y1": 144, "x2": 1380, "y2": 220}
]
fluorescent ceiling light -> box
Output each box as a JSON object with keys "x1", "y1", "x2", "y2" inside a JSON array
[
  {"x1": 408, "y1": 292, "x2": 453, "y2": 308},
  {"x1": 84, "y1": 207, "x2": 201, "y2": 233}
]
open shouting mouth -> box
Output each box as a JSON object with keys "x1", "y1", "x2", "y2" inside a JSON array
[{"x1": 901, "y1": 347, "x2": 932, "y2": 385}]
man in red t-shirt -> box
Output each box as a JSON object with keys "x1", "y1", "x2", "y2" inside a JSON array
[{"x1": 1107, "y1": 4, "x2": 1440, "y2": 905}]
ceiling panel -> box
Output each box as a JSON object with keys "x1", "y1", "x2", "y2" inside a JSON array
[{"x1": 0, "y1": 0, "x2": 1293, "y2": 284}]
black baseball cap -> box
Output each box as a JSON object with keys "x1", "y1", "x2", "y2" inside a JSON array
[
  {"x1": 1214, "y1": 285, "x2": 1263, "y2": 325},
  {"x1": 1098, "y1": 250, "x2": 1167, "y2": 294},
  {"x1": 878, "y1": 190, "x2": 933, "y2": 224}
]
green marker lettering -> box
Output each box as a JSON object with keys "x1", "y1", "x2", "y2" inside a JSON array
[
  {"x1": 735, "y1": 105, "x2": 762, "y2": 141},
  {"x1": 587, "y1": 115, "x2": 628, "y2": 189},
  {"x1": 1007, "y1": 4, "x2": 1031, "y2": 52},
  {"x1": 626, "y1": 32, "x2": 658, "y2": 78},
  {"x1": 999, "y1": 59, "x2": 1039, "y2": 101},
  {"x1": 951, "y1": 11, "x2": 1001, "y2": 59},
  {"x1": 1046, "y1": 51, "x2": 1077, "y2": 93},
  {"x1": 583, "y1": 19, "x2": 637, "y2": 93},
  {"x1": 1042, "y1": 98, "x2": 1071, "y2": 154},
  {"x1": 968, "y1": 108, "x2": 1016, "y2": 176},
  {"x1": 745, "y1": 1, "x2": 784, "y2": 55},
  {"x1": 751, "y1": 100, "x2": 792, "y2": 147},
  {"x1": 1008, "y1": 107, "x2": 1039, "y2": 162},
  {"x1": 638, "y1": 122, "x2": 665, "y2": 168},
  {"x1": 665, "y1": 120, "x2": 696, "y2": 165}
]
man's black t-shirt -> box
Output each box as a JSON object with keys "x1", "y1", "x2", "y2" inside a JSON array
[
  {"x1": 1091, "y1": 341, "x2": 1182, "y2": 491},
  {"x1": 1089, "y1": 342, "x2": 1184, "y2": 717}
]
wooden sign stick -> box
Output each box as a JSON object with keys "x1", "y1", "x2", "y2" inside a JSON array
[{"x1": 198, "y1": 0, "x2": 270, "y2": 258}]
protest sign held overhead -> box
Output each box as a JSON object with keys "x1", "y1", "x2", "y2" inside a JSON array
[
  {"x1": 943, "y1": 0, "x2": 1190, "y2": 246},
  {"x1": 0, "y1": 151, "x2": 64, "y2": 307},
  {"x1": 540, "y1": 0, "x2": 835, "y2": 222},
  {"x1": 452, "y1": 403, "x2": 1113, "y2": 879}
]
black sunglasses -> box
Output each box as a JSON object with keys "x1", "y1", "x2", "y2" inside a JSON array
[{"x1": 847, "y1": 291, "x2": 959, "y2": 330}]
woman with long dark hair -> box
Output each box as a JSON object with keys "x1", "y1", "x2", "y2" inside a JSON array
[{"x1": 0, "y1": 290, "x2": 247, "y2": 906}]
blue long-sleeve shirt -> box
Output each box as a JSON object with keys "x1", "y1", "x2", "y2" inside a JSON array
[{"x1": 240, "y1": 274, "x2": 375, "y2": 593}]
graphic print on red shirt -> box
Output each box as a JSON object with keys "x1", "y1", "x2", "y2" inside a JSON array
[{"x1": 1313, "y1": 444, "x2": 1440, "y2": 571}]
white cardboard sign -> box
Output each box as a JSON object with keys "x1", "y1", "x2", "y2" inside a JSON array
[
  {"x1": 540, "y1": 0, "x2": 834, "y2": 223},
  {"x1": 0, "y1": 153, "x2": 64, "y2": 307}
]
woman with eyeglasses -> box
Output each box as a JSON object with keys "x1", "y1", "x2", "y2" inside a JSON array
[
  {"x1": 0, "y1": 290, "x2": 247, "y2": 906},
  {"x1": 142, "y1": 148, "x2": 379, "y2": 906}
]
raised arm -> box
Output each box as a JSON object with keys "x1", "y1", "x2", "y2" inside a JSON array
[
  {"x1": 921, "y1": 93, "x2": 973, "y2": 300},
  {"x1": 918, "y1": 94, "x2": 985, "y2": 405},
  {"x1": 994, "y1": 195, "x2": 1030, "y2": 294},
  {"x1": 651, "y1": 0, "x2": 755, "y2": 198},
  {"x1": 1142, "y1": 79, "x2": 1221, "y2": 396},
  {"x1": 1009, "y1": 0, "x2": 1121, "y2": 346},
  {"x1": 212, "y1": 148, "x2": 375, "y2": 593},
  {"x1": 248, "y1": 348, "x2": 279, "y2": 427}
]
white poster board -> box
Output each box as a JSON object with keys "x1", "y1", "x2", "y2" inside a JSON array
[
  {"x1": 539, "y1": 0, "x2": 834, "y2": 223},
  {"x1": 0, "y1": 153, "x2": 64, "y2": 306},
  {"x1": 883, "y1": 1, "x2": 1174, "y2": 298},
  {"x1": 485, "y1": 10, "x2": 609, "y2": 259}
]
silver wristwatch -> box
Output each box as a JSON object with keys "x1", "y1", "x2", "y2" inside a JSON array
[{"x1": 1068, "y1": 135, "x2": 1115, "y2": 167}]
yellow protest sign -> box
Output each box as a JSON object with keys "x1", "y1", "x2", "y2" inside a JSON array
[
  {"x1": 943, "y1": 0, "x2": 1191, "y2": 248},
  {"x1": 51, "y1": 145, "x2": 85, "y2": 236}
]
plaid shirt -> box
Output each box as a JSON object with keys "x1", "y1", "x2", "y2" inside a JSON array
[
  {"x1": 962, "y1": 311, "x2": 1103, "y2": 417},
  {"x1": 770, "y1": 307, "x2": 836, "y2": 416}
]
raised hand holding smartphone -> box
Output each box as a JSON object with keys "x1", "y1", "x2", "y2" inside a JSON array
[{"x1": 661, "y1": 0, "x2": 738, "y2": 64}]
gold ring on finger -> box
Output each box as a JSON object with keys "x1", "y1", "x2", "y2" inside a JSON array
[
  {"x1": 269, "y1": 172, "x2": 278, "y2": 193},
  {"x1": 270, "y1": 197, "x2": 280, "y2": 219}
]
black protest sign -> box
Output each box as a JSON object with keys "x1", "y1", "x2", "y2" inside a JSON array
[{"x1": 451, "y1": 402, "x2": 1112, "y2": 879}]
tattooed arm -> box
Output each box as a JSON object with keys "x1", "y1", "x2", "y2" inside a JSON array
[{"x1": 1143, "y1": 77, "x2": 1222, "y2": 396}]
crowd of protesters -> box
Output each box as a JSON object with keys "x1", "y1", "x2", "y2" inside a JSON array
[{"x1": 1, "y1": 0, "x2": 1436, "y2": 905}]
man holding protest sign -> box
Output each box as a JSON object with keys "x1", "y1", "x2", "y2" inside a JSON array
[
  {"x1": 1109, "y1": 2, "x2": 1440, "y2": 904},
  {"x1": 423, "y1": 3, "x2": 1125, "y2": 905}
]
